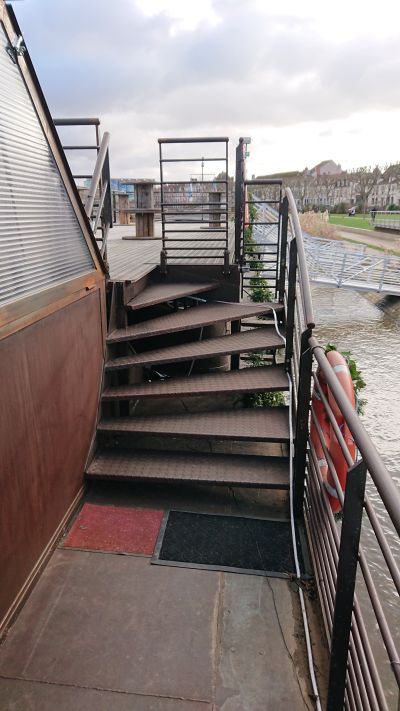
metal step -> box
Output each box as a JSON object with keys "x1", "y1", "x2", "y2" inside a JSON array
[
  {"x1": 98, "y1": 407, "x2": 289, "y2": 442},
  {"x1": 107, "y1": 302, "x2": 284, "y2": 343},
  {"x1": 86, "y1": 449, "x2": 289, "y2": 489},
  {"x1": 126, "y1": 280, "x2": 218, "y2": 311},
  {"x1": 105, "y1": 326, "x2": 284, "y2": 371},
  {"x1": 102, "y1": 365, "x2": 288, "y2": 401}
]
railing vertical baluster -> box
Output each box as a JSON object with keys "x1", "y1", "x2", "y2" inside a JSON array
[
  {"x1": 293, "y1": 328, "x2": 313, "y2": 519},
  {"x1": 278, "y1": 195, "x2": 289, "y2": 303},
  {"x1": 102, "y1": 147, "x2": 112, "y2": 261},
  {"x1": 284, "y1": 239, "x2": 297, "y2": 370},
  {"x1": 235, "y1": 138, "x2": 245, "y2": 265},
  {"x1": 327, "y1": 459, "x2": 368, "y2": 711},
  {"x1": 225, "y1": 138, "x2": 229, "y2": 257},
  {"x1": 159, "y1": 140, "x2": 167, "y2": 273},
  {"x1": 274, "y1": 185, "x2": 282, "y2": 299}
]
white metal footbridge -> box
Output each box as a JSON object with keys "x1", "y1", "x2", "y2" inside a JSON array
[{"x1": 254, "y1": 201, "x2": 400, "y2": 297}]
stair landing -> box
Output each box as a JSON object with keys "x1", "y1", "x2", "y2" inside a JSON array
[{"x1": 0, "y1": 484, "x2": 315, "y2": 710}]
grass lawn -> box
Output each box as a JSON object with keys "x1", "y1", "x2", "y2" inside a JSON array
[{"x1": 329, "y1": 214, "x2": 373, "y2": 231}]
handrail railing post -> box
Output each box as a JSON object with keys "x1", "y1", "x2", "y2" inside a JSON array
[
  {"x1": 327, "y1": 458, "x2": 368, "y2": 711},
  {"x1": 285, "y1": 188, "x2": 315, "y2": 329},
  {"x1": 102, "y1": 149, "x2": 112, "y2": 228},
  {"x1": 84, "y1": 132, "x2": 110, "y2": 218},
  {"x1": 278, "y1": 195, "x2": 289, "y2": 303},
  {"x1": 101, "y1": 147, "x2": 112, "y2": 261},
  {"x1": 285, "y1": 239, "x2": 297, "y2": 370},
  {"x1": 293, "y1": 328, "x2": 313, "y2": 518},
  {"x1": 235, "y1": 138, "x2": 245, "y2": 264}
]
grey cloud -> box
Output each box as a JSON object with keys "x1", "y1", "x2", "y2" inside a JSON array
[{"x1": 14, "y1": 0, "x2": 400, "y2": 174}]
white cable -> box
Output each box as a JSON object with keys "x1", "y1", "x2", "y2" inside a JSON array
[
  {"x1": 206, "y1": 296, "x2": 322, "y2": 706},
  {"x1": 188, "y1": 326, "x2": 203, "y2": 376},
  {"x1": 270, "y1": 307, "x2": 322, "y2": 711}
]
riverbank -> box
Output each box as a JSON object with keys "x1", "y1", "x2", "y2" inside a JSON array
[{"x1": 336, "y1": 226, "x2": 400, "y2": 256}]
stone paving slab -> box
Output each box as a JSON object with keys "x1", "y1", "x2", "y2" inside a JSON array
[
  {"x1": 215, "y1": 573, "x2": 312, "y2": 710},
  {"x1": 0, "y1": 550, "x2": 218, "y2": 703},
  {"x1": 0, "y1": 678, "x2": 212, "y2": 711}
]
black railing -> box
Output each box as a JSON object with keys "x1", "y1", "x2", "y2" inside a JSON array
[
  {"x1": 284, "y1": 186, "x2": 400, "y2": 710},
  {"x1": 234, "y1": 141, "x2": 287, "y2": 299},
  {"x1": 158, "y1": 137, "x2": 230, "y2": 273},
  {"x1": 54, "y1": 118, "x2": 112, "y2": 263}
]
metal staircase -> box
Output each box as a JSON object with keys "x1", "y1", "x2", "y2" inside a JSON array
[{"x1": 87, "y1": 277, "x2": 290, "y2": 490}]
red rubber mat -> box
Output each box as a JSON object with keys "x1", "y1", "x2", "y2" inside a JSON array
[{"x1": 63, "y1": 503, "x2": 164, "y2": 555}]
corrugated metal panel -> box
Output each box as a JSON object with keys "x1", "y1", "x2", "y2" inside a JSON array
[{"x1": 0, "y1": 25, "x2": 95, "y2": 307}]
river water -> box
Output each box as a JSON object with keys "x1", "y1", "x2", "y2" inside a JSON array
[{"x1": 311, "y1": 285, "x2": 400, "y2": 708}]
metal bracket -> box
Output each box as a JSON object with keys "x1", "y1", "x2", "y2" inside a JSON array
[
  {"x1": 160, "y1": 249, "x2": 167, "y2": 275},
  {"x1": 223, "y1": 249, "x2": 231, "y2": 276},
  {"x1": 6, "y1": 34, "x2": 26, "y2": 64}
]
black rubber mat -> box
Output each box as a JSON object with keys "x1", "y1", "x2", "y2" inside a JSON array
[{"x1": 153, "y1": 511, "x2": 305, "y2": 577}]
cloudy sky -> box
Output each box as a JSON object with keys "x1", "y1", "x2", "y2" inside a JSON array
[{"x1": 13, "y1": 0, "x2": 400, "y2": 179}]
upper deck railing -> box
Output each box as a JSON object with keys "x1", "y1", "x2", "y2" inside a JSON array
[
  {"x1": 53, "y1": 118, "x2": 112, "y2": 264},
  {"x1": 158, "y1": 137, "x2": 230, "y2": 273},
  {"x1": 284, "y1": 186, "x2": 400, "y2": 710}
]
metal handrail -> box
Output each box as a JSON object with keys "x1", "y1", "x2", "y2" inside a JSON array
[
  {"x1": 309, "y1": 338, "x2": 400, "y2": 537},
  {"x1": 285, "y1": 187, "x2": 315, "y2": 329},
  {"x1": 54, "y1": 118, "x2": 112, "y2": 263},
  {"x1": 83, "y1": 131, "x2": 112, "y2": 260},
  {"x1": 84, "y1": 132, "x2": 110, "y2": 218},
  {"x1": 283, "y1": 190, "x2": 400, "y2": 709}
]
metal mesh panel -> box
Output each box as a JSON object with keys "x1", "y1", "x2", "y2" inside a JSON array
[{"x1": 0, "y1": 26, "x2": 94, "y2": 307}]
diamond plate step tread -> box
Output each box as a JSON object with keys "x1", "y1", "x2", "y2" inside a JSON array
[
  {"x1": 98, "y1": 407, "x2": 289, "y2": 442},
  {"x1": 105, "y1": 326, "x2": 284, "y2": 371},
  {"x1": 126, "y1": 281, "x2": 218, "y2": 311},
  {"x1": 102, "y1": 365, "x2": 288, "y2": 400},
  {"x1": 86, "y1": 449, "x2": 289, "y2": 489},
  {"x1": 107, "y1": 302, "x2": 284, "y2": 343}
]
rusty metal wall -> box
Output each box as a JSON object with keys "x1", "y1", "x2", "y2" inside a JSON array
[{"x1": 0, "y1": 290, "x2": 104, "y2": 627}]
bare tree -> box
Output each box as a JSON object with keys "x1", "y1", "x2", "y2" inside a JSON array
[
  {"x1": 349, "y1": 166, "x2": 381, "y2": 213},
  {"x1": 316, "y1": 173, "x2": 337, "y2": 208},
  {"x1": 287, "y1": 171, "x2": 310, "y2": 210},
  {"x1": 382, "y1": 163, "x2": 400, "y2": 207}
]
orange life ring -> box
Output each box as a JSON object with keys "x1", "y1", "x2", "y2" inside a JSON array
[{"x1": 310, "y1": 351, "x2": 356, "y2": 513}]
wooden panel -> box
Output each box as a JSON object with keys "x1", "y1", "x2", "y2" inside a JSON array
[{"x1": 0, "y1": 288, "x2": 104, "y2": 624}]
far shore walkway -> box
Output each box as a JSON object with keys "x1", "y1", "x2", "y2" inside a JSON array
[{"x1": 337, "y1": 226, "x2": 400, "y2": 255}]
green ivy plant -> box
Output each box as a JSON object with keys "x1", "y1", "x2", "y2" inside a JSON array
[
  {"x1": 249, "y1": 200, "x2": 257, "y2": 223},
  {"x1": 244, "y1": 200, "x2": 274, "y2": 304},
  {"x1": 249, "y1": 275, "x2": 273, "y2": 302},
  {"x1": 325, "y1": 343, "x2": 366, "y2": 414}
]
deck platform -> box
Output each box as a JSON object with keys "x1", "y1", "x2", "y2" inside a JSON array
[
  {"x1": 107, "y1": 223, "x2": 235, "y2": 283},
  {"x1": 0, "y1": 482, "x2": 319, "y2": 710}
]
